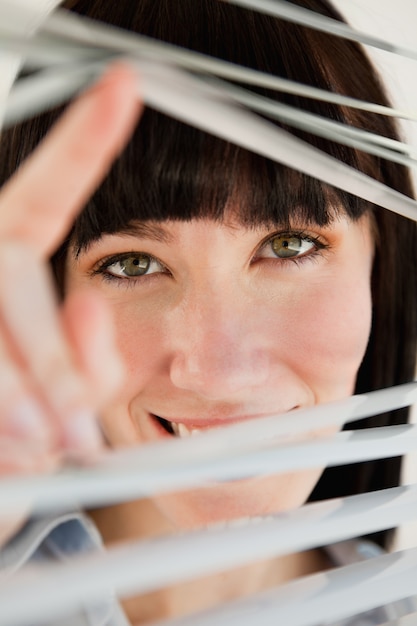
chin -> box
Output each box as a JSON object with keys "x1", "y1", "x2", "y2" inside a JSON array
[{"x1": 152, "y1": 469, "x2": 324, "y2": 531}]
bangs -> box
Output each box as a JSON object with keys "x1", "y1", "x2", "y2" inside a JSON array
[
  {"x1": 70, "y1": 107, "x2": 371, "y2": 251},
  {"x1": 67, "y1": 0, "x2": 390, "y2": 251}
]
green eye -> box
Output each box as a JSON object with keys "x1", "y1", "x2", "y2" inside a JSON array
[
  {"x1": 271, "y1": 235, "x2": 314, "y2": 259},
  {"x1": 119, "y1": 255, "x2": 151, "y2": 276},
  {"x1": 97, "y1": 252, "x2": 167, "y2": 281},
  {"x1": 103, "y1": 254, "x2": 157, "y2": 278}
]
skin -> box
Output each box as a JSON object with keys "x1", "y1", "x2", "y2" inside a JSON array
[
  {"x1": 0, "y1": 63, "x2": 142, "y2": 542},
  {"x1": 66, "y1": 214, "x2": 373, "y2": 527},
  {"x1": 65, "y1": 212, "x2": 374, "y2": 622},
  {"x1": 0, "y1": 61, "x2": 374, "y2": 623}
]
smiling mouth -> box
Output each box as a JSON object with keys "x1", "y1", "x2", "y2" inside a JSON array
[
  {"x1": 156, "y1": 416, "x2": 174, "y2": 435},
  {"x1": 154, "y1": 416, "x2": 203, "y2": 437},
  {"x1": 154, "y1": 407, "x2": 302, "y2": 439}
]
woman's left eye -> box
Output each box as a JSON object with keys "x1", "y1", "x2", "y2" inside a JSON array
[
  {"x1": 95, "y1": 253, "x2": 167, "y2": 279},
  {"x1": 257, "y1": 232, "x2": 321, "y2": 262}
]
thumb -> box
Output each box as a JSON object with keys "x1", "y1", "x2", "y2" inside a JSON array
[{"x1": 61, "y1": 288, "x2": 125, "y2": 408}]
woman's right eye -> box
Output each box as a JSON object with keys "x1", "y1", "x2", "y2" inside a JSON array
[{"x1": 95, "y1": 253, "x2": 167, "y2": 279}]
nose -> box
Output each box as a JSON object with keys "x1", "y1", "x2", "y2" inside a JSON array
[{"x1": 169, "y1": 292, "x2": 271, "y2": 399}]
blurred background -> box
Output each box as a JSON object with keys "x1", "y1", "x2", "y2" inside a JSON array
[
  {"x1": 333, "y1": 0, "x2": 417, "y2": 188},
  {"x1": 334, "y1": 0, "x2": 417, "y2": 550}
]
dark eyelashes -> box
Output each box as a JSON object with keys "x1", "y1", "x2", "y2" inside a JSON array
[
  {"x1": 264, "y1": 230, "x2": 326, "y2": 249},
  {"x1": 90, "y1": 251, "x2": 166, "y2": 277},
  {"x1": 89, "y1": 229, "x2": 330, "y2": 285},
  {"x1": 258, "y1": 230, "x2": 329, "y2": 263}
]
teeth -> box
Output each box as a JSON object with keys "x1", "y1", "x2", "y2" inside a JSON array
[
  {"x1": 206, "y1": 516, "x2": 275, "y2": 531},
  {"x1": 170, "y1": 422, "x2": 202, "y2": 437}
]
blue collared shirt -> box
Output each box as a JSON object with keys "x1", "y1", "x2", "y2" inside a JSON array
[{"x1": 1, "y1": 513, "x2": 416, "y2": 626}]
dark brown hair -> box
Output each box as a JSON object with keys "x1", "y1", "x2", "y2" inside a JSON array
[{"x1": 1, "y1": 0, "x2": 416, "y2": 547}]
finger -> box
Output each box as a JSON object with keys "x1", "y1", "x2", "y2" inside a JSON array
[
  {"x1": 0, "y1": 331, "x2": 55, "y2": 469},
  {"x1": 0, "y1": 242, "x2": 101, "y2": 452},
  {"x1": 0, "y1": 438, "x2": 58, "y2": 475},
  {"x1": 0, "y1": 508, "x2": 30, "y2": 547},
  {"x1": 0, "y1": 366, "x2": 50, "y2": 446},
  {"x1": 61, "y1": 288, "x2": 125, "y2": 407},
  {"x1": 0, "y1": 62, "x2": 142, "y2": 257}
]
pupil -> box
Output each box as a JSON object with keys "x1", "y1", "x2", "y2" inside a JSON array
[
  {"x1": 123, "y1": 255, "x2": 150, "y2": 275},
  {"x1": 273, "y1": 236, "x2": 302, "y2": 258}
]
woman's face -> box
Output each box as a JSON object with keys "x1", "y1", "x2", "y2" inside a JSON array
[{"x1": 66, "y1": 210, "x2": 374, "y2": 528}]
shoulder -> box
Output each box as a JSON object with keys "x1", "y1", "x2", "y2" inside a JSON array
[
  {"x1": 0, "y1": 511, "x2": 102, "y2": 576},
  {"x1": 325, "y1": 538, "x2": 384, "y2": 568},
  {"x1": 324, "y1": 539, "x2": 416, "y2": 626},
  {"x1": 0, "y1": 512, "x2": 129, "y2": 626}
]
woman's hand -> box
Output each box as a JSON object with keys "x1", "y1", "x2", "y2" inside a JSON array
[{"x1": 0, "y1": 63, "x2": 142, "y2": 481}]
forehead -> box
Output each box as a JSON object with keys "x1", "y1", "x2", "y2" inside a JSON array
[
  {"x1": 72, "y1": 200, "x2": 352, "y2": 256},
  {"x1": 72, "y1": 209, "x2": 375, "y2": 263},
  {"x1": 69, "y1": 105, "x2": 370, "y2": 254}
]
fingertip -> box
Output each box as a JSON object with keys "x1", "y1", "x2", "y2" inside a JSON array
[
  {"x1": 80, "y1": 60, "x2": 143, "y2": 151},
  {"x1": 0, "y1": 63, "x2": 143, "y2": 258},
  {"x1": 93, "y1": 61, "x2": 140, "y2": 96}
]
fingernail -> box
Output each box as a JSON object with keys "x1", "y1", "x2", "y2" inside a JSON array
[
  {"x1": 63, "y1": 410, "x2": 101, "y2": 452},
  {"x1": 4, "y1": 399, "x2": 49, "y2": 442}
]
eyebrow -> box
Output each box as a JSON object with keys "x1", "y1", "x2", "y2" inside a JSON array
[
  {"x1": 116, "y1": 222, "x2": 175, "y2": 243},
  {"x1": 75, "y1": 221, "x2": 175, "y2": 256}
]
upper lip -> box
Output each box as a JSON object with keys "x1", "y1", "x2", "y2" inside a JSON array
[{"x1": 151, "y1": 410, "x2": 297, "y2": 430}]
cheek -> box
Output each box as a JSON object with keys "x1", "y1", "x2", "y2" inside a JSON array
[
  {"x1": 118, "y1": 311, "x2": 164, "y2": 375},
  {"x1": 272, "y1": 270, "x2": 372, "y2": 399},
  {"x1": 111, "y1": 289, "x2": 173, "y2": 371},
  {"x1": 98, "y1": 300, "x2": 169, "y2": 444},
  {"x1": 104, "y1": 268, "x2": 372, "y2": 395}
]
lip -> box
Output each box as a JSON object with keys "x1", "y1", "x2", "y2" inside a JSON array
[{"x1": 149, "y1": 410, "x2": 298, "y2": 432}]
